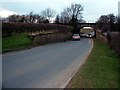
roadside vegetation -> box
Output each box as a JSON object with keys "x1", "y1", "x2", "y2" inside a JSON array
[
  {"x1": 97, "y1": 14, "x2": 120, "y2": 56},
  {"x1": 67, "y1": 39, "x2": 119, "y2": 88},
  {"x1": 2, "y1": 33, "x2": 33, "y2": 52},
  {"x1": 2, "y1": 24, "x2": 73, "y2": 52}
]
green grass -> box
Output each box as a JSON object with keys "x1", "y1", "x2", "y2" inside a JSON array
[
  {"x1": 67, "y1": 39, "x2": 119, "y2": 88},
  {"x1": 2, "y1": 33, "x2": 32, "y2": 52}
]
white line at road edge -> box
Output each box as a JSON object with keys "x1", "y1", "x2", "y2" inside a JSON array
[{"x1": 62, "y1": 39, "x2": 94, "y2": 88}]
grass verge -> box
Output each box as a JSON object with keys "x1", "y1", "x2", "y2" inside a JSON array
[
  {"x1": 2, "y1": 33, "x2": 33, "y2": 52},
  {"x1": 66, "y1": 39, "x2": 119, "y2": 88}
]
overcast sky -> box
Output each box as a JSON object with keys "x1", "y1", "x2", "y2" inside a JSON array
[{"x1": 0, "y1": 0, "x2": 120, "y2": 22}]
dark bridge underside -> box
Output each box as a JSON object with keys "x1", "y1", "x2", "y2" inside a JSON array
[
  {"x1": 78, "y1": 23, "x2": 97, "y2": 38},
  {"x1": 78, "y1": 23, "x2": 97, "y2": 28}
]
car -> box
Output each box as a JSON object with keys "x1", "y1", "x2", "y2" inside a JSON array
[
  {"x1": 87, "y1": 33, "x2": 92, "y2": 37},
  {"x1": 80, "y1": 27, "x2": 95, "y2": 38},
  {"x1": 87, "y1": 32, "x2": 95, "y2": 38},
  {"x1": 72, "y1": 34, "x2": 80, "y2": 40}
]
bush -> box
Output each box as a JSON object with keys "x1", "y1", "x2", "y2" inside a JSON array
[{"x1": 107, "y1": 32, "x2": 120, "y2": 57}]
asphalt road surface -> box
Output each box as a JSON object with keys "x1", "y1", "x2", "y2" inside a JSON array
[{"x1": 2, "y1": 38, "x2": 93, "y2": 88}]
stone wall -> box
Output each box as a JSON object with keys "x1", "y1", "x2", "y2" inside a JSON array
[{"x1": 32, "y1": 32, "x2": 72, "y2": 44}]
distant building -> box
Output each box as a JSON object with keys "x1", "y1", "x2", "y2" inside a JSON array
[{"x1": 118, "y1": 1, "x2": 120, "y2": 17}]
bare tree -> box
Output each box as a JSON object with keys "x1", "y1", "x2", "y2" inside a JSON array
[
  {"x1": 60, "y1": 8, "x2": 71, "y2": 24},
  {"x1": 54, "y1": 14, "x2": 60, "y2": 24},
  {"x1": 41, "y1": 8, "x2": 56, "y2": 23},
  {"x1": 8, "y1": 14, "x2": 21, "y2": 22},
  {"x1": 26, "y1": 12, "x2": 47, "y2": 23},
  {"x1": 60, "y1": 3, "x2": 83, "y2": 23},
  {"x1": 61, "y1": 4, "x2": 83, "y2": 33},
  {"x1": 5, "y1": 12, "x2": 48, "y2": 23},
  {"x1": 97, "y1": 14, "x2": 117, "y2": 32},
  {"x1": 28, "y1": 11, "x2": 35, "y2": 23},
  {"x1": 97, "y1": 15, "x2": 110, "y2": 32},
  {"x1": 108, "y1": 14, "x2": 116, "y2": 31},
  {"x1": 33, "y1": 14, "x2": 45, "y2": 23},
  {"x1": 70, "y1": 4, "x2": 83, "y2": 20}
]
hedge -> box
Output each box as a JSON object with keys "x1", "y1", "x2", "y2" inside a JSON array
[
  {"x1": 107, "y1": 32, "x2": 120, "y2": 57},
  {"x1": 2, "y1": 23, "x2": 73, "y2": 37}
]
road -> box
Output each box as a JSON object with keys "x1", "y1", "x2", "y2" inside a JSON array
[{"x1": 2, "y1": 38, "x2": 93, "y2": 88}]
